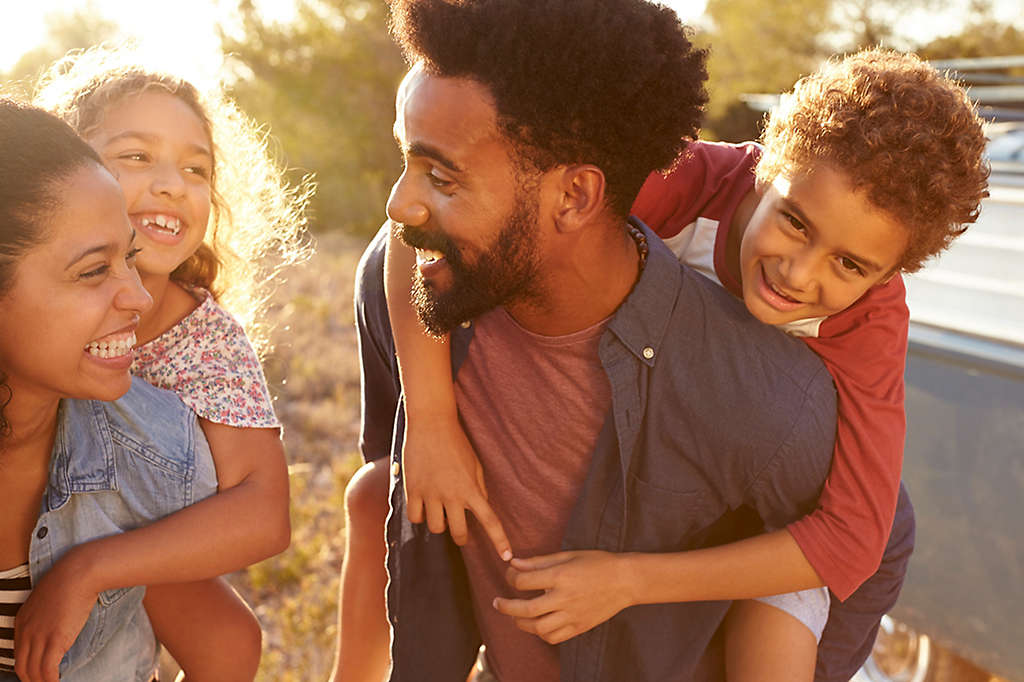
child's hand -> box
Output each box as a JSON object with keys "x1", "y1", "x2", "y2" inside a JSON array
[
  {"x1": 14, "y1": 547, "x2": 99, "y2": 682},
  {"x1": 493, "y1": 551, "x2": 634, "y2": 644},
  {"x1": 402, "y1": 414, "x2": 513, "y2": 560}
]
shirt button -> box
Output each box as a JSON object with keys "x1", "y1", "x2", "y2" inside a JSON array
[
  {"x1": 460, "y1": 320, "x2": 472, "y2": 328},
  {"x1": 642, "y1": 346, "x2": 655, "y2": 360},
  {"x1": 36, "y1": 526, "x2": 48, "y2": 539},
  {"x1": 391, "y1": 461, "x2": 401, "y2": 477}
]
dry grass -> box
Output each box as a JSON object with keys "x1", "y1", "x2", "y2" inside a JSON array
[{"x1": 156, "y1": 230, "x2": 371, "y2": 682}]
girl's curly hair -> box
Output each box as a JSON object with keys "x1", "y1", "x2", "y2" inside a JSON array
[
  {"x1": 757, "y1": 48, "x2": 990, "y2": 273},
  {"x1": 33, "y1": 45, "x2": 314, "y2": 354}
]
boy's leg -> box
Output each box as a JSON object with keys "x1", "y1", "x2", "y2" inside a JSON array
[
  {"x1": 144, "y1": 577, "x2": 261, "y2": 682},
  {"x1": 815, "y1": 483, "x2": 915, "y2": 682},
  {"x1": 331, "y1": 459, "x2": 392, "y2": 682},
  {"x1": 724, "y1": 596, "x2": 822, "y2": 682}
]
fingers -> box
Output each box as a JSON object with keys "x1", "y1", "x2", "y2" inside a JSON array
[
  {"x1": 424, "y1": 497, "x2": 448, "y2": 535},
  {"x1": 468, "y1": 496, "x2": 512, "y2": 560},
  {"x1": 445, "y1": 503, "x2": 469, "y2": 545},
  {"x1": 406, "y1": 493, "x2": 425, "y2": 525},
  {"x1": 492, "y1": 599, "x2": 578, "y2": 644},
  {"x1": 509, "y1": 551, "x2": 573, "y2": 572}
]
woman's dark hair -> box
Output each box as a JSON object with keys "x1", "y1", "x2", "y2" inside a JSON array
[
  {"x1": 390, "y1": 0, "x2": 709, "y2": 217},
  {"x1": 0, "y1": 98, "x2": 104, "y2": 435}
]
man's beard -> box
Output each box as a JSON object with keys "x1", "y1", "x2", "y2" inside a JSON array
[{"x1": 394, "y1": 187, "x2": 542, "y2": 336}]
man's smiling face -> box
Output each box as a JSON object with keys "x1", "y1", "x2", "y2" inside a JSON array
[{"x1": 386, "y1": 65, "x2": 544, "y2": 335}]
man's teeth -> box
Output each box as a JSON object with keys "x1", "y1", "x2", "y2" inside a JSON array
[
  {"x1": 85, "y1": 332, "x2": 137, "y2": 359},
  {"x1": 141, "y1": 215, "x2": 182, "y2": 235},
  {"x1": 416, "y1": 248, "x2": 445, "y2": 264}
]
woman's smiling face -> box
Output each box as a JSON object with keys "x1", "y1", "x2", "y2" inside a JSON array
[{"x1": 0, "y1": 163, "x2": 152, "y2": 405}]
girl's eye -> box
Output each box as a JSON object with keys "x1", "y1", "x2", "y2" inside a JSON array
[
  {"x1": 839, "y1": 256, "x2": 865, "y2": 275},
  {"x1": 185, "y1": 165, "x2": 211, "y2": 180}
]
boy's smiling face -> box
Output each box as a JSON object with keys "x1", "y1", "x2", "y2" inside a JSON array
[{"x1": 738, "y1": 163, "x2": 909, "y2": 326}]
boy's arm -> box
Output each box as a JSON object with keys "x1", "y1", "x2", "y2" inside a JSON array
[
  {"x1": 789, "y1": 276, "x2": 909, "y2": 600},
  {"x1": 494, "y1": 529, "x2": 822, "y2": 644},
  {"x1": 15, "y1": 423, "x2": 290, "y2": 677},
  {"x1": 384, "y1": 226, "x2": 511, "y2": 558}
]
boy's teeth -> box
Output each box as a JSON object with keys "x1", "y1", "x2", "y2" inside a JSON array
[{"x1": 85, "y1": 332, "x2": 137, "y2": 359}]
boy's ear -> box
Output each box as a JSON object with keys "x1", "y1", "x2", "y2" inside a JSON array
[{"x1": 551, "y1": 164, "x2": 606, "y2": 234}]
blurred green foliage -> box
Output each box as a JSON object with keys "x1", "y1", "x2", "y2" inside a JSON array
[
  {"x1": 222, "y1": 0, "x2": 406, "y2": 236},
  {"x1": 698, "y1": 0, "x2": 1018, "y2": 141}
]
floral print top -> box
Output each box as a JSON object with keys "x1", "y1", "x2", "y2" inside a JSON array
[{"x1": 132, "y1": 291, "x2": 280, "y2": 428}]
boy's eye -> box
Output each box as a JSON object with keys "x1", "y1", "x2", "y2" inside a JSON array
[
  {"x1": 839, "y1": 256, "x2": 864, "y2": 275},
  {"x1": 784, "y1": 214, "x2": 807, "y2": 234}
]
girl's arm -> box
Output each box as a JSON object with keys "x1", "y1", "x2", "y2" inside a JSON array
[
  {"x1": 14, "y1": 423, "x2": 290, "y2": 680},
  {"x1": 385, "y1": 226, "x2": 511, "y2": 559}
]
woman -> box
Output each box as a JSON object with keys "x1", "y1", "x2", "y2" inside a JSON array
[{"x1": 0, "y1": 98, "x2": 217, "y2": 682}]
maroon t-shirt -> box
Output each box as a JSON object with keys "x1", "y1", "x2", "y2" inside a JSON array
[{"x1": 455, "y1": 307, "x2": 611, "y2": 682}]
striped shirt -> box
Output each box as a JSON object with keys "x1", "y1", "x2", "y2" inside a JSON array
[{"x1": 0, "y1": 563, "x2": 31, "y2": 673}]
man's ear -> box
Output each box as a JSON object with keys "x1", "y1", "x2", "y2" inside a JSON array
[{"x1": 552, "y1": 164, "x2": 606, "y2": 234}]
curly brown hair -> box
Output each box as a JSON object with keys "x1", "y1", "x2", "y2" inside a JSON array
[
  {"x1": 33, "y1": 45, "x2": 313, "y2": 354},
  {"x1": 757, "y1": 48, "x2": 990, "y2": 273},
  {"x1": 389, "y1": 0, "x2": 708, "y2": 217}
]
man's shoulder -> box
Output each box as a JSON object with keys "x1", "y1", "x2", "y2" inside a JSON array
[{"x1": 656, "y1": 260, "x2": 836, "y2": 414}]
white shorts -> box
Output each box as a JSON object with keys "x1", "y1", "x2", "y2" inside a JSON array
[{"x1": 754, "y1": 587, "x2": 831, "y2": 642}]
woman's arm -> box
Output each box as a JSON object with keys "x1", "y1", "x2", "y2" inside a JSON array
[
  {"x1": 384, "y1": 226, "x2": 511, "y2": 559},
  {"x1": 14, "y1": 423, "x2": 289, "y2": 681}
]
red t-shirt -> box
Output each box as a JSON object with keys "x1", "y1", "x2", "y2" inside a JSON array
[{"x1": 632, "y1": 141, "x2": 907, "y2": 601}]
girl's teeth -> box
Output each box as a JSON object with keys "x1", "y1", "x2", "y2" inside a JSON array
[{"x1": 85, "y1": 332, "x2": 137, "y2": 359}]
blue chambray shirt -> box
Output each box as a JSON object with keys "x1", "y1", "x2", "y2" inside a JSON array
[{"x1": 0, "y1": 377, "x2": 216, "y2": 682}]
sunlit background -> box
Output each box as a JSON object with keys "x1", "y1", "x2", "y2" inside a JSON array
[{"x1": 2, "y1": 2, "x2": 1022, "y2": 681}]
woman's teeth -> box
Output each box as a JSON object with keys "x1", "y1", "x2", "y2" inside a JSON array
[
  {"x1": 85, "y1": 332, "x2": 136, "y2": 359},
  {"x1": 141, "y1": 215, "x2": 182, "y2": 235}
]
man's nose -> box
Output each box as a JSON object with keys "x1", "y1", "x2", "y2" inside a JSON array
[{"x1": 386, "y1": 170, "x2": 429, "y2": 227}]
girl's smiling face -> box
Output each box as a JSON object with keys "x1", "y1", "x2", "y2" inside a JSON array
[
  {"x1": 86, "y1": 90, "x2": 213, "y2": 280},
  {"x1": 0, "y1": 163, "x2": 152, "y2": 405}
]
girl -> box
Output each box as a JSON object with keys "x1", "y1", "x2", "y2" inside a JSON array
[
  {"x1": 0, "y1": 98, "x2": 214, "y2": 682},
  {"x1": 334, "y1": 49, "x2": 988, "y2": 681},
  {"x1": 27, "y1": 46, "x2": 312, "y2": 681}
]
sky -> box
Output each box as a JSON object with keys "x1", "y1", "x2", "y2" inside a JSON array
[
  {"x1": 0, "y1": 0, "x2": 708, "y2": 73},
  {"x1": 1, "y1": 0, "x2": 1022, "y2": 75}
]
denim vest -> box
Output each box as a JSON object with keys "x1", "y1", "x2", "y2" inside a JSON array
[{"x1": 0, "y1": 377, "x2": 216, "y2": 682}]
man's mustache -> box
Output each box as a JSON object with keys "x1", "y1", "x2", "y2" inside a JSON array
[{"x1": 392, "y1": 222, "x2": 455, "y2": 259}]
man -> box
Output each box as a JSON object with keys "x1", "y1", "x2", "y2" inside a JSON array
[{"x1": 351, "y1": 0, "x2": 913, "y2": 680}]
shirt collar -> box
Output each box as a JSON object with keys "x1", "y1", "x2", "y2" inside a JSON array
[
  {"x1": 605, "y1": 217, "x2": 683, "y2": 367},
  {"x1": 46, "y1": 399, "x2": 118, "y2": 510}
]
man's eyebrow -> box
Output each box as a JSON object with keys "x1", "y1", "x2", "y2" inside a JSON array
[
  {"x1": 102, "y1": 130, "x2": 211, "y2": 158},
  {"x1": 402, "y1": 141, "x2": 465, "y2": 174},
  {"x1": 784, "y1": 197, "x2": 886, "y2": 273}
]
